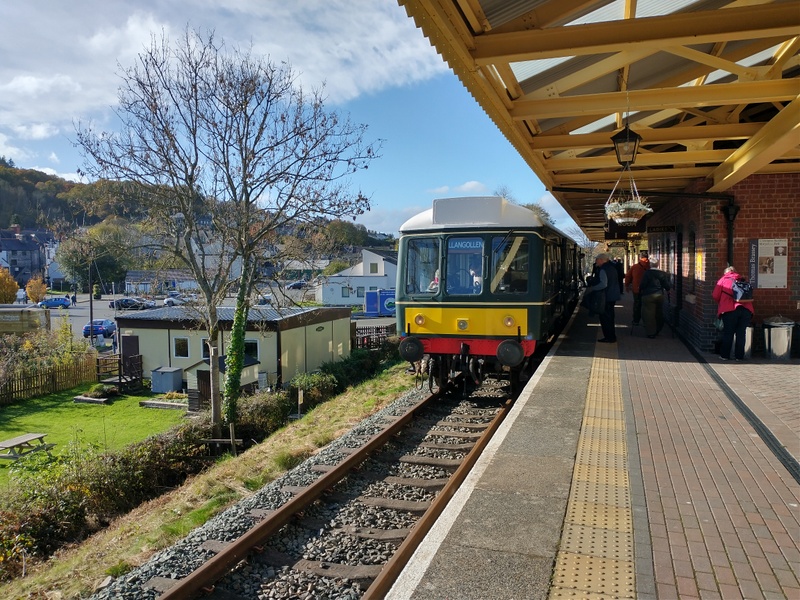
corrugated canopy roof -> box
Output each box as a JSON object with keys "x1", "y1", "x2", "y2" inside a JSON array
[{"x1": 398, "y1": 0, "x2": 800, "y2": 240}]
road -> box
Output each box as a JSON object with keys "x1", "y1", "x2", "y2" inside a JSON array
[{"x1": 47, "y1": 288, "x2": 392, "y2": 347}]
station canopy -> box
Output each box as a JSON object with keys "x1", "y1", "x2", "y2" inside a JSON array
[{"x1": 399, "y1": 0, "x2": 800, "y2": 240}]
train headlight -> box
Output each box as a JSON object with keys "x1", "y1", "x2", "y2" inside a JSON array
[
  {"x1": 457, "y1": 318, "x2": 469, "y2": 331},
  {"x1": 414, "y1": 313, "x2": 425, "y2": 326},
  {"x1": 503, "y1": 315, "x2": 516, "y2": 328}
]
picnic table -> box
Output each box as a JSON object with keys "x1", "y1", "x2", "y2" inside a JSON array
[{"x1": 0, "y1": 433, "x2": 55, "y2": 460}]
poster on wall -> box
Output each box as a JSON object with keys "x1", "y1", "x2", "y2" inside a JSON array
[{"x1": 750, "y1": 238, "x2": 788, "y2": 289}]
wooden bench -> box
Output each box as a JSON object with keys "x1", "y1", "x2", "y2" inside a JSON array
[
  {"x1": 198, "y1": 438, "x2": 244, "y2": 446},
  {"x1": 0, "y1": 433, "x2": 55, "y2": 460}
]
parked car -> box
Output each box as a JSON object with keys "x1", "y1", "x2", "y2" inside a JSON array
[
  {"x1": 38, "y1": 296, "x2": 71, "y2": 309},
  {"x1": 286, "y1": 280, "x2": 307, "y2": 290},
  {"x1": 109, "y1": 297, "x2": 155, "y2": 310},
  {"x1": 163, "y1": 293, "x2": 197, "y2": 306},
  {"x1": 83, "y1": 319, "x2": 116, "y2": 338}
]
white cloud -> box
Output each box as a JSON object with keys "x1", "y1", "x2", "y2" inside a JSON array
[
  {"x1": 30, "y1": 166, "x2": 83, "y2": 182},
  {"x1": 428, "y1": 185, "x2": 450, "y2": 194},
  {"x1": 0, "y1": 1, "x2": 445, "y2": 170},
  {"x1": 0, "y1": 132, "x2": 30, "y2": 162},
  {"x1": 357, "y1": 202, "x2": 428, "y2": 235},
  {"x1": 455, "y1": 180, "x2": 489, "y2": 194},
  {"x1": 12, "y1": 123, "x2": 60, "y2": 141}
]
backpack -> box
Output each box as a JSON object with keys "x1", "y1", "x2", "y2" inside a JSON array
[{"x1": 730, "y1": 278, "x2": 754, "y2": 302}]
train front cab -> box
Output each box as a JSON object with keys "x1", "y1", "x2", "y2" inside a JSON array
[{"x1": 397, "y1": 228, "x2": 558, "y2": 386}]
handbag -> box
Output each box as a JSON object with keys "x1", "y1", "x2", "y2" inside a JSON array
[
  {"x1": 583, "y1": 289, "x2": 606, "y2": 315},
  {"x1": 713, "y1": 317, "x2": 724, "y2": 331}
]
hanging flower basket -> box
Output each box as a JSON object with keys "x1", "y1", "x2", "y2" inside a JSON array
[
  {"x1": 605, "y1": 165, "x2": 653, "y2": 225},
  {"x1": 605, "y1": 197, "x2": 652, "y2": 225}
]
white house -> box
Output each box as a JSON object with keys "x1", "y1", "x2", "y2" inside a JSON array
[{"x1": 315, "y1": 249, "x2": 397, "y2": 306}]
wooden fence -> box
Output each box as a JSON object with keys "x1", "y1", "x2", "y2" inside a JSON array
[
  {"x1": 0, "y1": 354, "x2": 97, "y2": 405},
  {"x1": 354, "y1": 323, "x2": 397, "y2": 350}
]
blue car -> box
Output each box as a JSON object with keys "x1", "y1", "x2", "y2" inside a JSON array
[
  {"x1": 38, "y1": 296, "x2": 71, "y2": 309},
  {"x1": 83, "y1": 319, "x2": 116, "y2": 338}
]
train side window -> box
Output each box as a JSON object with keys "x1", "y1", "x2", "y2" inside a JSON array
[
  {"x1": 405, "y1": 238, "x2": 441, "y2": 294},
  {"x1": 491, "y1": 236, "x2": 528, "y2": 294},
  {"x1": 445, "y1": 236, "x2": 484, "y2": 295}
]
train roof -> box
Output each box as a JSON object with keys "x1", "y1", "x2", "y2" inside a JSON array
[{"x1": 400, "y1": 197, "x2": 545, "y2": 232}]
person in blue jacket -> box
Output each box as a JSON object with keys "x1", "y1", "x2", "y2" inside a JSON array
[{"x1": 587, "y1": 253, "x2": 621, "y2": 343}]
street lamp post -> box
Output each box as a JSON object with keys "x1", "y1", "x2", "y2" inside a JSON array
[{"x1": 88, "y1": 248, "x2": 95, "y2": 347}]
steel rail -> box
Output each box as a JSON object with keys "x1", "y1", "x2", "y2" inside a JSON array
[
  {"x1": 362, "y1": 397, "x2": 513, "y2": 599},
  {"x1": 159, "y1": 391, "x2": 441, "y2": 600}
]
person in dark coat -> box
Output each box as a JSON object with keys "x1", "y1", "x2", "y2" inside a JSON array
[
  {"x1": 586, "y1": 253, "x2": 621, "y2": 343},
  {"x1": 638, "y1": 258, "x2": 671, "y2": 338},
  {"x1": 613, "y1": 259, "x2": 625, "y2": 294}
]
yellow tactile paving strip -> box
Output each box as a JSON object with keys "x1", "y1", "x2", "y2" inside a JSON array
[{"x1": 549, "y1": 349, "x2": 636, "y2": 599}]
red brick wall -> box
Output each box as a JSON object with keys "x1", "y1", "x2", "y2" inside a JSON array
[
  {"x1": 725, "y1": 174, "x2": 799, "y2": 322},
  {"x1": 643, "y1": 173, "x2": 799, "y2": 353}
]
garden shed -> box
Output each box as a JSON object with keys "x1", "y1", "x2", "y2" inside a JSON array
[{"x1": 115, "y1": 305, "x2": 352, "y2": 399}]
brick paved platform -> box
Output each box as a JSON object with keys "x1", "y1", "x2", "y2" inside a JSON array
[{"x1": 388, "y1": 294, "x2": 799, "y2": 600}]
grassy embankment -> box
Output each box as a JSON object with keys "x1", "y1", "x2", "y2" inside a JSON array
[{"x1": 0, "y1": 362, "x2": 413, "y2": 600}]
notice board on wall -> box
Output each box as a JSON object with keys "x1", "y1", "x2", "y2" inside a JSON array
[{"x1": 750, "y1": 238, "x2": 788, "y2": 289}]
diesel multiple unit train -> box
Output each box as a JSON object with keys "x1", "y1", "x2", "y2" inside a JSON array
[{"x1": 396, "y1": 196, "x2": 583, "y2": 391}]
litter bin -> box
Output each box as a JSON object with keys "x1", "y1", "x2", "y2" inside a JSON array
[
  {"x1": 763, "y1": 317, "x2": 795, "y2": 360},
  {"x1": 743, "y1": 326, "x2": 753, "y2": 359}
]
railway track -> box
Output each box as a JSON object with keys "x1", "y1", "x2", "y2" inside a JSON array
[{"x1": 91, "y1": 380, "x2": 514, "y2": 600}]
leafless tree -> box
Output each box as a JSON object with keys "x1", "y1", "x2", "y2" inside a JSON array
[
  {"x1": 494, "y1": 185, "x2": 555, "y2": 225},
  {"x1": 76, "y1": 28, "x2": 380, "y2": 428}
]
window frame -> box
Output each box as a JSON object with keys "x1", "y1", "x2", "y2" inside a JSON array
[{"x1": 173, "y1": 336, "x2": 189, "y2": 359}]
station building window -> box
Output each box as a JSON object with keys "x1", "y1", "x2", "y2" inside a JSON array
[{"x1": 174, "y1": 337, "x2": 189, "y2": 358}]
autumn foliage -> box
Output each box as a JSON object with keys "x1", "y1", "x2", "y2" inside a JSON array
[
  {"x1": 25, "y1": 276, "x2": 48, "y2": 303},
  {"x1": 0, "y1": 269, "x2": 19, "y2": 303}
]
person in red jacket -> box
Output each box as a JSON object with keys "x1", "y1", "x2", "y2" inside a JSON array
[
  {"x1": 624, "y1": 251, "x2": 650, "y2": 325},
  {"x1": 712, "y1": 266, "x2": 755, "y2": 360}
]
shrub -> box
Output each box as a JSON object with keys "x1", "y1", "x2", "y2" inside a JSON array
[
  {"x1": 289, "y1": 371, "x2": 338, "y2": 406},
  {"x1": 381, "y1": 336, "x2": 401, "y2": 362},
  {"x1": 0, "y1": 514, "x2": 34, "y2": 581},
  {"x1": 234, "y1": 390, "x2": 295, "y2": 442},
  {"x1": 0, "y1": 423, "x2": 209, "y2": 580},
  {"x1": 319, "y1": 348, "x2": 383, "y2": 393},
  {"x1": 84, "y1": 383, "x2": 120, "y2": 399}
]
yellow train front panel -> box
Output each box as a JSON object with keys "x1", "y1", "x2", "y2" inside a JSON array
[{"x1": 403, "y1": 305, "x2": 530, "y2": 337}]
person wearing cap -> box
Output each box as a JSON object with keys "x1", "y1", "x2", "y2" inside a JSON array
[
  {"x1": 586, "y1": 253, "x2": 620, "y2": 343},
  {"x1": 638, "y1": 258, "x2": 671, "y2": 338}
]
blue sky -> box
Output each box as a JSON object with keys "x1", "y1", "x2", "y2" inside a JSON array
[{"x1": 0, "y1": 0, "x2": 577, "y2": 236}]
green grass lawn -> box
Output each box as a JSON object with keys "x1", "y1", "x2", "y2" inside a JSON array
[{"x1": 0, "y1": 386, "x2": 186, "y2": 487}]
